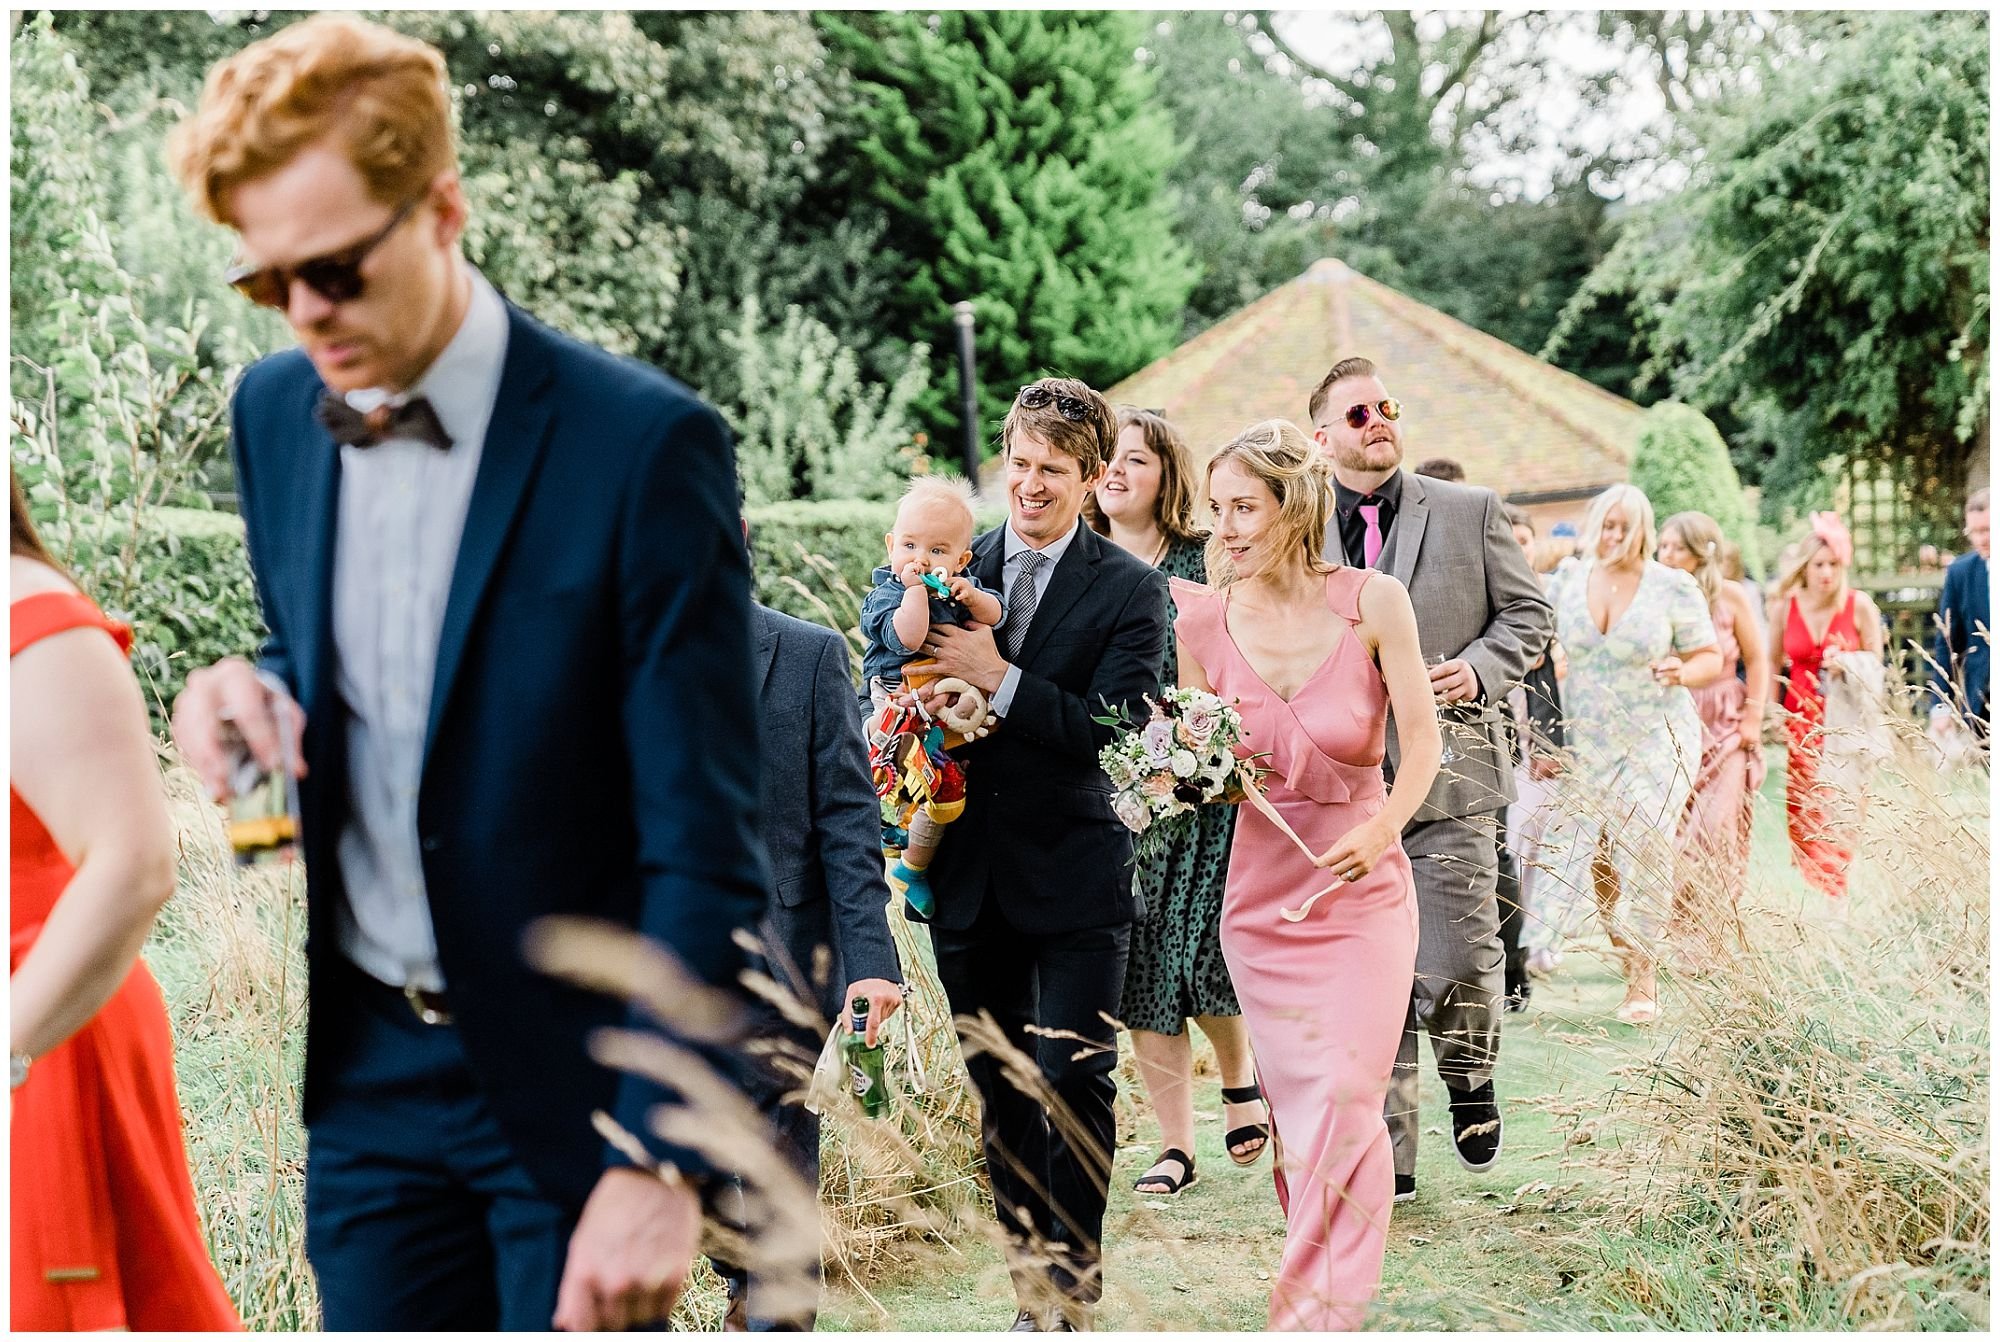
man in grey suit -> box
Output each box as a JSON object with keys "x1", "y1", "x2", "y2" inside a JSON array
[
  {"x1": 1308, "y1": 356, "x2": 1554, "y2": 1204},
  {"x1": 714, "y1": 598, "x2": 905, "y2": 1330}
]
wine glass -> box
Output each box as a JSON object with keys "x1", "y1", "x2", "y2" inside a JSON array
[{"x1": 1426, "y1": 654, "x2": 1465, "y2": 767}]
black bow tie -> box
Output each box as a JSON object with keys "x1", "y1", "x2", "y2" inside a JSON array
[{"x1": 316, "y1": 391, "x2": 453, "y2": 451}]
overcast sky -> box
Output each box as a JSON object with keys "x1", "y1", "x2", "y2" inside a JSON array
[{"x1": 1268, "y1": 9, "x2": 1700, "y2": 203}]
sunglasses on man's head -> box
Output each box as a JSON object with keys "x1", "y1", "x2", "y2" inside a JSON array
[
  {"x1": 1343, "y1": 398, "x2": 1403, "y2": 430},
  {"x1": 224, "y1": 196, "x2": 421, "y2": 310},
  {"x1": 1017, "y1": 385, "x2": 1091, "y2": 423}
]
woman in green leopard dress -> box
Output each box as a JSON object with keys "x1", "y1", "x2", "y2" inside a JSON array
[{"x1": 1088, "y1": 408, "x2": 1267, "y2": 1197}]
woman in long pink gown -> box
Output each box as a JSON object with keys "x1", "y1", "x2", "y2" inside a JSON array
[{"x1": 1173, "y1": 421, "x2": 1442, "y2": 1330}]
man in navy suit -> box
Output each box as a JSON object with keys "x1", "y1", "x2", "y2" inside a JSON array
[
  {"x1": 1930, "y1": 487, "x2": 1991, "y2": 741},
  {"x1": 165, "y1": 16, "x2": 765, "y2": 1330},
  {"x1": 915, "y1": 378, "x2": 1170, "y2": 1331}
]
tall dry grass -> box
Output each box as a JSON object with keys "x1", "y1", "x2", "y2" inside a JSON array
[
  {"x1": 152, "y1": 754, "x2": 315, "y2": 1331},
  {"x1": 1519, "y1": 693, "x2": 1990, "y2": 1329}
]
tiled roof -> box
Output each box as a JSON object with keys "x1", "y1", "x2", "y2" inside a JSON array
[{"x1": 1106, "y1": 258, "x2": 1641, "y2": 500}]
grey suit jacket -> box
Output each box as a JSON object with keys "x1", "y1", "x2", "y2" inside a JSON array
[
  {"x1": 1323, "y1": 470, "x2": 1555, "y2": 823},
  {"x1": 752, "y1": 605, "x2": 900, "y2": 1019}
]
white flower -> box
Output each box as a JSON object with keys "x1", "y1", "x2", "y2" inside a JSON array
[
  {"x1": 1169, "y1": 749, "x2": 1199, "y2": 779},
  {"x1": 1112, "y1": 790, "x2": 1152, "y2": 834},
  {"x1": 1142, "y1": 719, "x2": 1175, "y2": 764}
]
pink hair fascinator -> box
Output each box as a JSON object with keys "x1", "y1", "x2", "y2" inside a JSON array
[{"x1": 1809, "y1": 512, "x2": 1853, "y2": 566}]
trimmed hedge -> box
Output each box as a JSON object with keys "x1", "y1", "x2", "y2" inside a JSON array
[
  {"x1": 1629, "y1": 402, "x2": 1760, "y2": 576},
  {"x1": 124, "y1": 499, "x2": 1004, "y2": 716},
  {"x1": 93, "y1": 506, "x2": 265, "y2": 726},
  {"x1": 745, "y1": 497, "x2": 1007, "y2": 643}
]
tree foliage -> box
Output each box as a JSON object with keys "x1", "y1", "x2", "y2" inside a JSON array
[
  {"x1": 818, "y1": 11, "x2": 1197, "y2": 446},
  {"x1": 1550, "y1": 11, "x2": 1990, "y2": 504},
  {"x1": 11, "y1": 16, "x2": 254, "y2": 720},
  {"x1": 723, "y1": 294, "x2": 930, "y2": 507}
]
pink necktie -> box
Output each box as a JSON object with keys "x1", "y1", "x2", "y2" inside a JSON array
[{"x1": 1359, "y1": 502, "x2": 1384, "y2": 569}]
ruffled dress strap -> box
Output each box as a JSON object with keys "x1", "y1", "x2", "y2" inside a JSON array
[
  {"x1": 1324, "y1": 565, "x2": 1374, "y2": 625},
  {"x1": 1168, "y1": 574, "x2": 1226, "y2": 672},
  {"x1": 11, "y1": 590, "x2": 132, "y2": 658}
]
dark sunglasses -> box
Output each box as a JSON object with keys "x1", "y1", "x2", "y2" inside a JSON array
[
  {"x1": 1017, "y1": 385, "x2": 1091, "y2": 423},
  {"x1": 224, "y1": 196, "x2": 422, "y2": 310},
  {"x1": 1343, "y1": 398, "x2": 1403, "y2": 430}
]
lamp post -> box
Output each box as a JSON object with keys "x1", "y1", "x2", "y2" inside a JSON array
[{"x1": 952, "y1": 301, "x2": 981, "y2": 487}]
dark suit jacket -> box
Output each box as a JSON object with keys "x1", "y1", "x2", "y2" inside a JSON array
[
  {"x1": 231, "y1": 302, "x2": 767, "y2": 1208},
  {"x1": 1930, "y1": 551, "x2": 1990, "y2": 722},
  {"x1": 752, "y1": 605, "x2": 899, "y2": 1020},
  {"x1": 925, "y1": 522, "x2": 1170, "y2": 935}
]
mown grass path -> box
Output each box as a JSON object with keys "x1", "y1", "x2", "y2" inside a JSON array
[{"x1": 818, "y1": 953, "x2": 1652, "y2": 1332}]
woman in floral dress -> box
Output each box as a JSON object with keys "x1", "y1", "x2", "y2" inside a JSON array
[{"x1": 1522, "y1": 485, "x2": 1721, "y2": 1024}]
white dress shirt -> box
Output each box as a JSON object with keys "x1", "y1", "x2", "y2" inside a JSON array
[
  {"x1": 330, "y1": 267, "x2": 508, "y2": 991},
  {"x1": 989, "y1": 517, "x2": 1082, "y2": 718}
]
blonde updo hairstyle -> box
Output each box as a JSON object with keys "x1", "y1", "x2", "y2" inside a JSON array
[
  {"x1": 1203, "y1": 419, "x2": 1337, "y2": 589},
  {"x1": 1659, "y1": 510, "x2": 1726, "y2": 604}
]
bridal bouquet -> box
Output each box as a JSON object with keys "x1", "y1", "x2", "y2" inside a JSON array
[{"x1": 1097, "y1": 688, "x2": 1257, "y2": 866}]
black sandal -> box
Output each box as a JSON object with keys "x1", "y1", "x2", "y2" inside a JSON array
[
  {"x1": 1221, "y1": 1083, "x2": 1271, "y2": 1165},
  {"x1": 1132, "y1": 1147, "x2": 1198, "y2": 1196}
]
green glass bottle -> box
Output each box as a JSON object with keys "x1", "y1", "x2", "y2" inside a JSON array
[{"x1": 842, "y1": 995, "x2": 890, "y2": 1118}]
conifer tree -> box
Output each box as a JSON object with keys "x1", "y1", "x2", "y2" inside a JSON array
[{"x1": 820, "y1": 11, "x2": 1197, "y2": 452}]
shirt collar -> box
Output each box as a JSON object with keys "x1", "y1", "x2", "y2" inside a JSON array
[
  {"x1": 1333, "y1": 468, "x2": 1404, "y2": 518},
  {"x1": 342, "y1": 265, "x2": 509, "y2": 447},
  {"x1": 1004, "y1": 516, "x2": 1081, "y2": 568}
]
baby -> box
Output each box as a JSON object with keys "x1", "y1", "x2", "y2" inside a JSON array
[{"x1": 859, "y1": 475, "x2": 1004, "y2": 916}]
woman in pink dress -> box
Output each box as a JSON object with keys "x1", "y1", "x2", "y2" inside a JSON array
[
  {"x1": 1656, "y1": 511, "x2": 1770, "y2": 964},
  {"x1": 1171, "y1": 421, "x2": 1442, "y2": 1330}
]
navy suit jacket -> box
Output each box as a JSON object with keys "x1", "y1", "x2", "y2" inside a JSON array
[
  {"x1": 923, "y1": 523, "x2": 1170, "y2": 935},
  {"x1": 1931, "y1": 550, "x2": 1990, "y2": 721},
  {"x1": 231, "y1": 302, "x2": 768, "y2": 1208},
  {"x1": 751, "y1": 604, "x2": 899, "y2": 1019}
]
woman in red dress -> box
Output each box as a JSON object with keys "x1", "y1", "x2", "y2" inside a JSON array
[
  {"x1": 1770, "y1": 512, "x2": 1883, "y2": 900},
  {"x1": 11, "y1": 479, "x2": 241, "y2": 1331}
]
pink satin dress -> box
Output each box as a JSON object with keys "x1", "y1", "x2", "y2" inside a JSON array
[{"x1": 1171, "y1": 570, "x2": 1418, "y2": 1331}]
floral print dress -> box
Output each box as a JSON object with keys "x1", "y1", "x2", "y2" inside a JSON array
[{"x1": 1523, "y1": 559, "x2": 1716, "y2": 957}]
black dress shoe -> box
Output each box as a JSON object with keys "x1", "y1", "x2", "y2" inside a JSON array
[
  {"x1": 1446, "y1": 1080, "x2": 1503, "y2": 1171},
  {"x1": 1393, "y1": 1172, "x2": 1417, "y2": 1203},
  {"x1": 1504, "y1": 972, "x2": 1531, "y2": 1013}
]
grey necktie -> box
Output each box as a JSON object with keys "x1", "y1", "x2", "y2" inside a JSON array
[{"x1": 1001, "y1": 550, "x2": 1049, "y2": 661}]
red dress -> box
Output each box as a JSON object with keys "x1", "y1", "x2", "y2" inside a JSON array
[
  {"x1": 11, "y1": 591, "x2": 242, "y2": 1331},
  {"x1": 1780, "y1": 591, "x2": 1863, "y2": 898}
]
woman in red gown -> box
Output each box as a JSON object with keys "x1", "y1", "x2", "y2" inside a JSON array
[
  {"x1": 1770, "y1": 513, "x2": 1883, "y2": 900},
  {"x1": 11, "y1": 480, "x2": 241, "y2": 1330}
]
